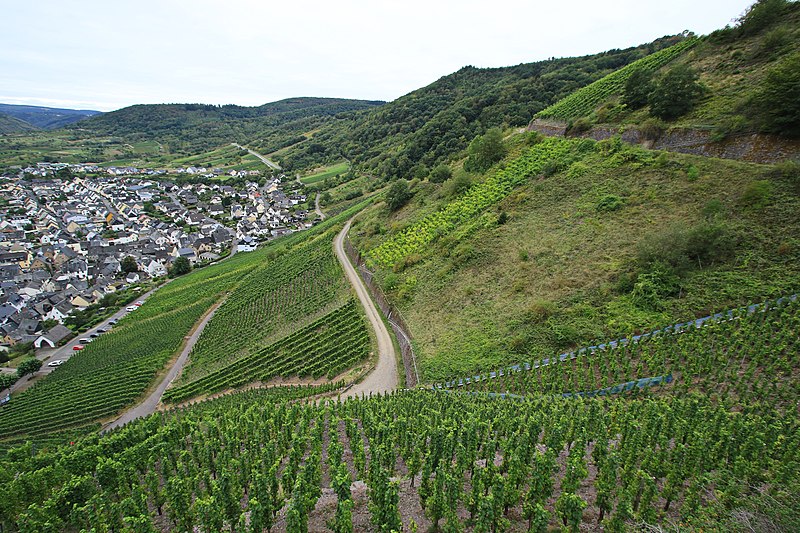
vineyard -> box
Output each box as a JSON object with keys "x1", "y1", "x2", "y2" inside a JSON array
[
  {"x1": 368, "y1": 137, "x2": 588, "y2": 268},
  {"x1": 0, "y1": 199, "x2": 374, "y2": 445},
  {"x1": 436, "y1": 296, "x2": 800, "y2": 410},
  {"x1": 1, "y1": 381, "x2": 798, "y2": 531},
  {"x1": 535, "y1": 38, "x2": 699, "y2": 121},
  {"x1": 163, "y1": 300, "x2": 371, "y2": 403},
  {"x1": 176, "y1": 231, "x2": 350, "y2": 385},
  {"x1": 0, "y1": 251, "x2": 259, "y2": 446}
]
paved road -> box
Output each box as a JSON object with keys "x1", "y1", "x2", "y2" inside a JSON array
[
  {"x1": 334, "y1": 220, "x2": 398, "y2": 398},
  {"x1": 103, "y1": 301, "x2": 223, "y2": 431},
  {"x1": 3, "y1": 285, "x2": 162, "y2": 396},
  {"x1": 315, "y1": 192, "x2": 326, "y2": 221},
  {"x1": 231, "y1": 143, "x2": 282, "y2": 171}
]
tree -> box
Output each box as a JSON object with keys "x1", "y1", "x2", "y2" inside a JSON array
[
  {"x1": 750, "y1": 52, "x2": 800, "y2": 137},
  {"x1": 16, "y1": 357, "x2": 42, "y2": 378},
  {"x1": 0, "y1": 373, "x2": 18, "y2": 390},
  {"x1": 121, "y1": 256, "x2": 138, "y2": 274},
  {"x1": 465, "y1": 128, "x2": 506, "y2": 173},
  {"x1": 623, "y1": 68, "x2": 654, "y2": 110},
  {"x1": 169, "y1": 257, "x2": 192, "y2": 278},
  {"x1": 385, "y1": 180, "x2": 412, "y2": 212},
  {"x1": 648, "y1": 65, "x2": 704, "y2": 121},
  {"x1": 429, "y1": 164, "x2": 452, "y2": 183}
]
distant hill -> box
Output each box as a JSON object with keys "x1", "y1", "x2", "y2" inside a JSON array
[
  {"x1": 0, "y1": 112, "x2": 40, "y2": 134},
  {"x1": 0, "y1": 103, "x2": 101, "y2": 130},
  {"x1": 73, "y1": 97, "x2": 385, "y2": 154}
]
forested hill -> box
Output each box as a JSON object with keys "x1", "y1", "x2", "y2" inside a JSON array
[
  {"x1": 0, "y1": 113, "x2": 39, "y2": 134},
  {"x1": 275, "y1": 35, "x2": 686, "y2": 176},
  {"x1": 71, "y1": 97, "x2": 385, "y2": 154},
  {"x1": 0, "y1": 103, "x2": 101, "y2": 130}
]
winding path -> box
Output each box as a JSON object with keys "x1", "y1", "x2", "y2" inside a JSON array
[
  {"x1": 102, "y1": 301, "x2": 223, "y2": 431},
  {"x1": 335, "y1": 219, "x2": 398, "y2": 397}
]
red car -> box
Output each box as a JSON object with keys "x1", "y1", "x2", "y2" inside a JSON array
[{"x1": 72, "y1": 345, "x2": 84, "y2": 351}]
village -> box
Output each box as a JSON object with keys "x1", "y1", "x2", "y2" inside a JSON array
[{"x1": 0, "y1": 161, "x2": 311, "y2": 355}]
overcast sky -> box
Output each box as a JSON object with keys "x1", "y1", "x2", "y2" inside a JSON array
[{"x1": 1, "y1": 0, "x2": 754, "y2": 112}]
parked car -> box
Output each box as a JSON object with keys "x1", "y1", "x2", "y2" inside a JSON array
[
  {"x1": 108, "y1": 319, "x2": 118, "y2": 325},
  {"x1": 126, "y1": 306, "x2": 137, "y2": 312},
  {"x1": 73, "y1": 345, "x2": 84, "y2": 351},
  {"x1": 135, "y1": 301, "x2": 144, "y2": 306},
  {"x1": 47, "y1": 360, "x2": 64, "y2": 367},
  {"x1": 96, "y1": 328, "x2": 108, "y2": 333},
  {"x1": 78, "y1": 338, "x2": 92, "y2": 344}
]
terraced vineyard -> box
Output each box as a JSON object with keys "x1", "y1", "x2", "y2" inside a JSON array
[
  {"x1": 535, "y1": 37, "x2": 699, "y2": 120},
  {"x1": 439, "y1": 296, "x2": 800, "y2": 407},
  {"x1": 177, "y1": 231, "x2": 350, "y2": 385},
  {"x1": 368, "y1": 137, "x2": 588, "y2": 268},
  {"x1": 164, "y1": 299, "x2": 370, "y2": 403}
]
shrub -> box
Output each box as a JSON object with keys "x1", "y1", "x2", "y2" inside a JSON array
[
  {"x1": 740, "y1": 180, "x2": 773, "y2": 209},
  {"x1": 637, "y1": 222, "x2": 735, "y2": 273},
  {"x1": 640, "y1": 118, "x2": 665, "y2": 141},
  {"x1": 702, "y1": 199, "x2": 724, "y2": 220},
  {"x1": 429, "y1": 164, "x2": 452, "y2": 184},
  {"x1": 686, "y1": 165, "x2": 700, "y2": 181},
  {"x1": 566, "y1": 118, "x2": 592, "y2": 136},
  {"x1": 566, "y1": 162, "x2": 589, "y2": 179},
  {"x1": 631, "y1": 263, "x2": 681, "y2": 310},
  {"x1": 445, "y1": 173, "x2": 473, "y2": 197},
  {"x1": 596, "y1": 194, "x2": 625, "y2": 212}
]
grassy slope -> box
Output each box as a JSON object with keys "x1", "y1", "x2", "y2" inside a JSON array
[
  {"x1": 352, "y1": 135, "x2": 800, "y2": 382},
  {"x1": 299, "y1": 161, "x2": 350, "y2": 184}
]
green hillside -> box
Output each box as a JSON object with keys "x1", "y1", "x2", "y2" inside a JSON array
[
  {"x1": 276, "y1": 36, "x2": 686, "y2": 178},
  {"x1": 533, "y1": 0, "x2": 800, "y2": 139},
  {"x1": 351, "y1": 133, "x2": 800, "y2": 382},
  {"x1": 0, "y1": 103, "x2": 100, "y2": 130}
]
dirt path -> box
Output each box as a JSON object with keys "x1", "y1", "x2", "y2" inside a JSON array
[
  {"x1": 102, "y1": 301, "x2": 223, "y2": 431},
  {"x1": 315, "y1": 192, "x2": 326, "y2": 221},
  {"x1": 334, "y1": 219, "x2": 398, "y2": 398},
  {"x1": 230, "y1": 142, "x2": 281, "y2": 170}
]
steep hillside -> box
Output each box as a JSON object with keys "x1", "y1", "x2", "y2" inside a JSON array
[
  {"x1": 0, "y1": 113, "x2": 39, "y2": 134},
  {"x1": 72, "y1": 97, "x2": 384, "y2": 155},
  {"x1": 0, "y1": 103, "x2": 101, "y2": 129},
  {"x1": 351, "y1": 133, "x2": 800, "y2": 382},
  {"x1": 276, "y1": 36, "x2": 687, "y2": 177},
  {"x1": 532, "y1": 0, "x2": 800, "y2": 140}
]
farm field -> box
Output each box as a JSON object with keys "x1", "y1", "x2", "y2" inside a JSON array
[{"x1": 299, "y1": 161, "x2": 350, "y2": 185}]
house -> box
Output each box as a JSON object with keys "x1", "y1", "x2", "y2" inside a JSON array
[
  {"x1": 237, "y1": 237, "x2": 258, "y2": 253},
  {"x1": 34, "y1": 325, "x2": 73, "y2": 348}
]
